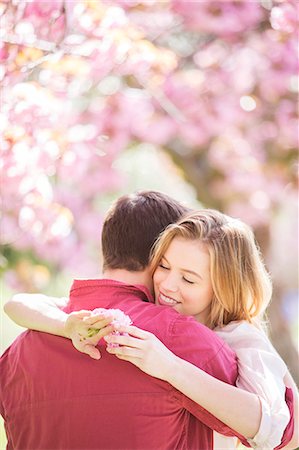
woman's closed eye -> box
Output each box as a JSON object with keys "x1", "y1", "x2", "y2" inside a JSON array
[
  {"x1": 159, "y1": 263, "x2": 170, "y2": 270},
  {"x1": 183, "y1": 277, "x2": 195, "y2": 284}
]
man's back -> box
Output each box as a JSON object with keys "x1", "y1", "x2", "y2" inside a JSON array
[
  {"x1": 1, "y1": 330, "x2": 193, "y2": 449},
  {"x1": 0, "y1": 279, "x2": 238, "y2": 449}
]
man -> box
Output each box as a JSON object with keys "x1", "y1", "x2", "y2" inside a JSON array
[{"x1": 0, "y1": 192, "x2": 260, "y2": 448}]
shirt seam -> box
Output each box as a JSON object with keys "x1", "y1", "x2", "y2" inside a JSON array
[
  {"x1": 201, "y1": 341, "x2": 230, "y2": 370},
  {"x1": 169, "y1": 316, "x2": 230, "y2": 370}
]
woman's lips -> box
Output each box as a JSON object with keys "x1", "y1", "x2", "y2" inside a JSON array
[{"x1": 158, "y1": 292, "x2": 180, "y2": 306}]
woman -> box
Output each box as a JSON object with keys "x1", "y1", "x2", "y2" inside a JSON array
[
  {"x1": 4, "y1": 210, "x2": 298, "y2": 449},
  {"x1": 99, "y1": 210, "x2": 299, "y2": 449}
]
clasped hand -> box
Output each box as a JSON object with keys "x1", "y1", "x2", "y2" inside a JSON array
[
  {"x1": 64, "y1": 310, "x2": 114, "y2": 360},
  {"x1": 105, "y1": 325, "x2": 177, "y2": 382},
  {"x1": 64, "y1": 311, "x2": 177, "y2": 382}
]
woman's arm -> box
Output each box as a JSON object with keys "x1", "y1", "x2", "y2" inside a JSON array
[
  {"x1": 4, "y1": 294, "x2": 114, "y2": 359},
  {"x1": 103, "y1": 324, "x2": 261, "y2": 440},
  {"x1": 4, "y1": 293, "x2": 69, "y2": 337}
]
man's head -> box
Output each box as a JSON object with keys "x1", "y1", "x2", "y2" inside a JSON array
[{"x1": 102, "y1": 191, "x2": 189, "y2": 272}]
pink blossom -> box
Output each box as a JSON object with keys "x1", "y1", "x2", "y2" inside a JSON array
[
  {"x1": 171, "y1": 1, "x2": 264, "y2": 36},
  {"x1": 1, "y1": 0, "x2": 297, "y2": 292},
  {"x1": 275, "y1": 100, "x2": 298, "y2": 149},
  {"x1": 92, "y1": 308, "x2": 132, "y2": 327},
  {"x1": 270, "y1": 2, "x2": 298, "y2": 34},
  {"x1": 0, "y1": 43, "x2": 9, "y2": 61},
  {"x1": 23, "y1": 1, "x2": 66, "y2": 41},
  {"x1": 89, "y1": 47, "x2": 118, "y2": 83},
  {"x1": 90, "y1": 308, "x2": 132, "y2": 347},
  {"x1": 24, "y1": 1, "x2": 64, "y2": 19},
  {"x1": 227, "y1": 201, "x2": 270, "y2": 228}
]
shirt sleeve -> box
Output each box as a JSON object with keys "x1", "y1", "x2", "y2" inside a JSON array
[
  {"x1": 167, "y1": 316, "x2": 250, "y2": 446},
  {"x1": 216, "y1": 322, "x2": 293, "y2": 449},
  {"x1": 175, "y1": 390, "x2": 251, "y2": 446},
  {"x1": 274, "y1": 387, "x2": 294, "y2": 450}
]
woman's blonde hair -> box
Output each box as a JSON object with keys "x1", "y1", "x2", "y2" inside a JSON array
[{"x1": 150, "y1": 209, "x2": 272, "y2": 329}]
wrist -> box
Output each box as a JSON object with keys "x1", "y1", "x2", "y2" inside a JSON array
[
  {"x1": 165, "y1": 356, "x2": 195, "y2": 390},
  {"x1": 63, "y1": 314, "x2": 73, "y2": 339},
  {"x1": 162, "y1": 354, "x2": 182, "y2": 384}
]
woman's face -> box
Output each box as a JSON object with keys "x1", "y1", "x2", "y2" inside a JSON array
[{"x1": 153, "y1": 237, "x2": 213, "y2": 325}]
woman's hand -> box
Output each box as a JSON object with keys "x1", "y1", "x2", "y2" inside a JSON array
[
  {"x1": 65, "y1": 311, "x2": 114, "y2": 360},
  {"x1": 104, "y1": 325, "x2": 178, "y2": 381}
]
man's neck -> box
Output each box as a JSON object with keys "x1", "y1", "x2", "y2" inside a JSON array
[{"x1": 102, "y1": 268, "x2": 153, "y2": 294}]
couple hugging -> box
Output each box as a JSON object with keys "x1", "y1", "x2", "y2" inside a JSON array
[{"x1": 1, "y1": 190, "x2": 298, "y2": 450}]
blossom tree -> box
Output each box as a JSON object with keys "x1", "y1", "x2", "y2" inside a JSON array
[{"x1": 1, "y1": 1, "x2": 298, "y2": 375}]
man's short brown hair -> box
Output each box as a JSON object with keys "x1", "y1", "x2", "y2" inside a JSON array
[{"x1": 101, "y1": 191, "x2": 189, "y2": 271}]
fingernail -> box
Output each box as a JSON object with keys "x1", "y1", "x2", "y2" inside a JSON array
[{"x1": 107, "y1": 343, "x2": 118, "y2": 349}]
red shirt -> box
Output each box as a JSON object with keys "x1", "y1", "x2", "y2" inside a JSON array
[{"x1": 0, "y1": 279, "x2": 251, "y2": 449}]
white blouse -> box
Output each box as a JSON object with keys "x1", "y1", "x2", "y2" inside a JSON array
[{"x1": 213, "y1": 321, "x2": 290, "y2": 450}]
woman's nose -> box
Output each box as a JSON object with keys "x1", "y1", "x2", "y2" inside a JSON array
[{"x1": 160, "y1": 273, "x2": 179, "y2": 293}]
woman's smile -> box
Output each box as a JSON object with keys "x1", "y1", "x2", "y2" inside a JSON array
[{"x1": 157, "y1": 292, "x2": 180, "y2": 306}]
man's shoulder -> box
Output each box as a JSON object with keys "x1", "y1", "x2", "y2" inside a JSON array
[
  {"x1": 171, "y1": 315, "x2": 237, "y2": 381},
  {"x1": 2, "y1": 328, "x2": 46, "y2": 349},
  {"x1": 169, "y1": 313, "x2": 233, "y2": 353},
  {"x1": 135, "y1": 307, "x2": 235, "y2": 364},
  {"x1": 143, "y1": 306, "x2": 218, "y2": 339}
]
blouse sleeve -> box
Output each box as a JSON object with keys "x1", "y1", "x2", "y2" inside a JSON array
[{"x1": 215, "y1": 322, "x2": 291, "y2": 450}]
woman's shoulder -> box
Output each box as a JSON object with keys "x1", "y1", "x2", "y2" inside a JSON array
[
  {"x1": 215, "y1": 320, "x2": 288, "y2": 375},
  {"x1": 214, "y1": 319, "x2": 264, "y2": 335},
  {"x1": 214, "y1": 320, "x2": 272, "y2": 350}
]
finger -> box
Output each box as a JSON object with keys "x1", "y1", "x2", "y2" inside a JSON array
[
  {"x1": 72, "y1": 310, "x2": 93, "y2": 318},
  {"x1": 87, "y1": 317, "x2": 114, "y2": 331},
  {"x1": 110, "y1": 325, "x2": 151, "y2": 340},
  {"x1": 85, "y1": 318, "x2": 114, "y2": 338},
  {"x1": 83, "y1": 344, "x2": 101, "y2": 360},
  {"x1": 104, "y1": 334, "x2": 144, "y2": 349},
  {"x1": 115, "y1": 354, "x2": 140, "y2": 364},
  {"x1": 88, "y1": 325, "x2": 115, "y2": 342},
  {"x1": 83, "y1": 315, "x2": 113, "y2": 326},
  {"x1": 73, "y1": 337, "x2": 101, "y2": 360},
  {"x1": 106, "y1": 345, "x2": 142, "y2": 359}
]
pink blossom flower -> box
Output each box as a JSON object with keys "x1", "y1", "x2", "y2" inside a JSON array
[
  {"x1": 24, "y1": 1, "x2": 64, "y2": 19},
  {"x1": 270, "y1": 1, "x2": 298, "y2": 34},
  {"x1": 89, "y1": 308, "x2": 133, "y2": 347},
  {"x1": 22, "y1": 1, "x2": 66, "y2": 41},
  {"x1": 171, "y1": 1, "x2": 264, "y2": 36},
  {"x1": 1, "y1": 0, "x2": 297, "y2": 292}
]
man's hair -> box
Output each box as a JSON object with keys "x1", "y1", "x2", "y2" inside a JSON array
[{"x1": 102, "y1": 191, "x2": 189, "y2": 271}]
